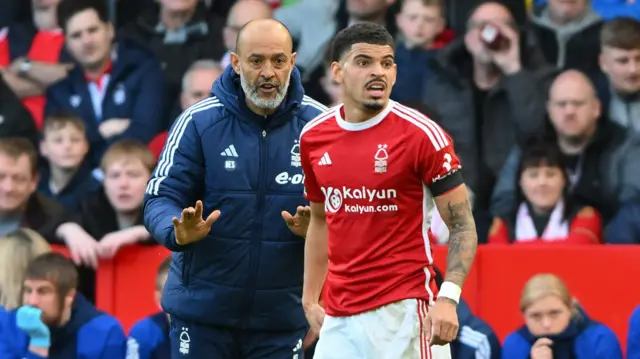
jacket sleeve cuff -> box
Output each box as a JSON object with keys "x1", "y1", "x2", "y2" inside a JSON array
[{"x1": 163, "y1": 231, "x2": 195, "y2": 252}]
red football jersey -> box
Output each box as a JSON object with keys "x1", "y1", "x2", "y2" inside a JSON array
[{"x1": 300, "y1": 100, "x2": 463, "y2": 317}]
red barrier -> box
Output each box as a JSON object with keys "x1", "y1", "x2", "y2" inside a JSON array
[{"x1": 51, "y1": 244, "x2": 638, "y2": 352}]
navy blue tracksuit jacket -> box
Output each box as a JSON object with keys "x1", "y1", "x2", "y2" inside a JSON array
[
  {"x1": 0, "y1": 295, "x2": 126, "y2": 359},
  {"x1": 143, "y1": 65, "x2": 327, "y2": 352},
  {"x1": 127, "y1": 312, "x2": 170, "y2": 359},
  {"x1": 45, "y1": 38, "x2": 166, "y2": 166}
]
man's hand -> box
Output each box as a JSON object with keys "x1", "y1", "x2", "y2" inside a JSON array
[
  {"x1": 304, "y1": 303, "x2": 325, "y2": 339},
  {"x1": 58, "y1": 223, "x2": 100, "y2": 268},
  {"x1": 530, "y1": 338, "x2": 554, "y2": 359},
  {"x1": 8, "y1": 59, "x2": 74, "y2": 85},
  {"x1": 173, "y1": 200, "x2": 221, "y2": 245},
  {"x1": 487, "y1": 21, "x2": 522, "y2": 75},
  {"x1": 98, "y1": 118, "x2": 131, "y2": 139},
  {"x1": 282, "y1": 206, "x2": 311, "y2": 238},
  {"x1": 428, "y1": 298, "x2": 459, "y2": 345},
  {"x1": 16, "y1": 306, "x2": 51, "y2": 348},
  {"x1": 97, "y1": 226, "x2": 149, "y2": 259}
]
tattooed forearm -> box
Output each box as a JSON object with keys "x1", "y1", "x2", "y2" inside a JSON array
[{"x1": 442, "y1": 199, "x2": 477, "y2": 287}]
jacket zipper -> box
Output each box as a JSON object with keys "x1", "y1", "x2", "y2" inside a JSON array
[{"x1": 242, "y1": 127, "x2": 268, "y2": 327}]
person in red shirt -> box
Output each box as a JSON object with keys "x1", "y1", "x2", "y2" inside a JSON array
[
  {"x1": 487, "y1": 140, "x2": 602, "y2": 245},
  {"x1": 299, "y1": 23, "x2": 478, "y2": 359}
]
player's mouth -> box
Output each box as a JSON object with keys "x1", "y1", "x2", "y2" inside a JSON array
[{"x1": 365, "y1": 81, "x2": 386, "y2": 97}]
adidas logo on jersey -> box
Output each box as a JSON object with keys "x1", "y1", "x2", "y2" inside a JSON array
[
  {"x1": 318, "y1": 152, "x2": 332, "y2": 166},
  {"x1": 220, "y1": 145, "x2": 239, "y2": 157}
]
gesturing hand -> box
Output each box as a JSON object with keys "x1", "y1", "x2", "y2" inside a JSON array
[
  {"x1": 282, "y1": 206, "x2": 311, "y2": 238},
  {"x1": 428, "y1": 298, "x2": 459, "y2": 345},
  {"x1": 172, "y1": 200, "x2": 221, "y2": 245}
]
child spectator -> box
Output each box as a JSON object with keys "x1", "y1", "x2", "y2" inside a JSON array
[
  {"x1": 488, "y1": 141, "x2": 602, "y2": 244},
  {"x1": 58, "y1": 139, "x2": 156, "y2": 302},
  {"x1": 0, "y1": 228, "x2": 50, "y2": 311},
  {"x1": 502, "y1": 273, "x2": 622, "y2": 359},
  {"x1": 127, "y1": 256, "x2": 171, "y2": 359},
  {"x1": 38, "y1": 113, "x2": 101, "y2": 209},
  {"x1": 392, "y1": 0, "x2": 447, "y2": 102}
]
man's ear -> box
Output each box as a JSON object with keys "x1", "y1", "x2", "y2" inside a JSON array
[
  {"x1": 230, "y1": 52, "x2": 240, "y2": 74},
  {"x1": 330, "y1": 61, "x2": 343, "y2": 85}
]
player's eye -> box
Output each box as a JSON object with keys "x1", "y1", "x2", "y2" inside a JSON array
[{"x1": 357, "y1": 60, "x2": 368, "y2": 66}]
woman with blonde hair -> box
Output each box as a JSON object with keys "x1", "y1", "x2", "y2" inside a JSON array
[
  {"x1": 502, "y1": 274, "x2": 622, "y2": 359},
  {"x1": 0, "y1": 228, "x2": 51, "y2": 311}
]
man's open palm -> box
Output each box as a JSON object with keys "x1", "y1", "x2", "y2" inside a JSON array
[{"x1": 172, "y1": 201, "x2": 221, "y2": 245}]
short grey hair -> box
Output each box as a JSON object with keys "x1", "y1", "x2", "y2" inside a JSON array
[{"x1": 182, "y1": 59, "x2": 224, "y2": 91}]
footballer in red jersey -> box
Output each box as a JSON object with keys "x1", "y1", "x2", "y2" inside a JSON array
[{"x1": 300, "y1": 23, "x2": 478, "y2": 359}]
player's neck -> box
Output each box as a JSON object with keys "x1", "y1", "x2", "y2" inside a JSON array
[{"x1": 342, "y1": 101, "x2": 388, "y2": 124}]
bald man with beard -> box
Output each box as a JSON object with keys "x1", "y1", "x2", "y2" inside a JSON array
[{"x1": 143, "y1": 18, "x2": 327, "y2": 359}]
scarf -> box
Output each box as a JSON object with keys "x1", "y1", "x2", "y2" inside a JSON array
[
  {"x1": 515, "y1": 200, "x2": 569, "y2": 242},
  {"x1": 518, "y1": 315, "x2": 591, "y2": 359}
]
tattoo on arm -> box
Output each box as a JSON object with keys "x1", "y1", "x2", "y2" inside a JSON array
[{"x1": 442, "y1": 199, "x2": 478, "y2": 287}]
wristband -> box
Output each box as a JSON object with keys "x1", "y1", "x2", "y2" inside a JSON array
[
  {"x1": 29, "y1": 336, "x2": 51, "y2": 349},
  {"x1": 437, "y1": 281, "x2": 462, "y2": 304}
]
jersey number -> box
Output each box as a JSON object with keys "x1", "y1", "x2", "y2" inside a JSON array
[{"x1": 442, "y1": 153, "x2": 452, "y2": 172}]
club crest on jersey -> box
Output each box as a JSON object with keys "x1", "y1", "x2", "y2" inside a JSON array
[
  {"x1": 374, "y1": 144, "x2": 389, "y2": 173},
  {"x1": 290, "y1": 140, "x2": 301, "y2": 167}
]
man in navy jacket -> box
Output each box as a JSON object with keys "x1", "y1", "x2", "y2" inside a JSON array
[
  {"x1": 143, "y1": 18, "x2": 327, "y2": 359},
  {"x1": 46, "y1": 0, "x2": 165, "y2": 166},
  {"x1": 0, "y1": 253, "x2": 126, "y2": 359}
]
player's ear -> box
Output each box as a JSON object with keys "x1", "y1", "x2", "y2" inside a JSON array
[
  {"x1": 330, "y1": 61, "x2": 343, "y2": 85},
  {"x1": 230, "y1": 52, "x2": 240, "y2": 75},
  {"x1": 290, "y1": 52, "x2": 297, "y2": 66}
]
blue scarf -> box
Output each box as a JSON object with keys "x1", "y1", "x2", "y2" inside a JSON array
[{"x1": 517, "y1": 315, "x2": 592, "y2": 359}]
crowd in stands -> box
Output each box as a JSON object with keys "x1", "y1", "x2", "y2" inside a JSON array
[{"x1": 0, "y1": 0, "x2": 638, "y2": 357}]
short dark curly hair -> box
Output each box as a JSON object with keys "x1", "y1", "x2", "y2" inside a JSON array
[{"x1": 329, "y1": 23, "x2": 395, "y2": 63}]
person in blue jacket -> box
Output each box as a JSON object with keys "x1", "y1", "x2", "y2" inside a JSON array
[
  {"x1": 502, "y1": 273, "x2": 622, "y2": 359},
  {"x1": 127, "y1": 256, "x2": 171, "y2": 359},
  {"x1": 0, "y1": 252, "x2": 126, "y2": 359},
  {"x1": 143, "y1": 18, "x2": 327, "y2": 359},
  {"x1": 628, "y1": 305, "x2": 640, "y2": 359},
  {"x1": 46, "y1": 0, "x2": 165, "y2": 166}
]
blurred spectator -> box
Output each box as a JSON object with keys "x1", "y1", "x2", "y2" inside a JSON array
[
  {"x1": 274, "y1": 0, "x2": 339, "y2": 77},
  {"x1": 46, "y1": 0, "x2": 166, "y2": 166},
  {"x1": 148, "y1": 59, "x2": 223, "y2": 160},
  {"x1": 337, "y1": 0, "x2": 399, "y2": 35},
  {"x1": 502, "y1": 273, "x2": 622, "y2": 358},
  {"x1": 0, "y1": 0, "x2": 73, "y2": 130},
  {"x1": 180, "y1": 59, "x2": 223, "y2": 112},
  {"x1": 120, "y1": 0, "x2": 226, "y2": 129},
  {"x1": 596, "y1": 17, "x2": 640, "y2": 133},
  {"x1": 529, "y1": 0, "x2": 603, "y2": 75},
  {"x1": 423, "y1": 1, "x2": 555, "y2": 240},
  {"x1": 0, "y1": 253, "x2": 127, "y2": 358},
  {"x1": 491, "y1": 70, "x2": 640, "y2": 225},
  {"x1": 0, "y1": 74, "x2": 38, "y2": 143},
  {"x1": 59, "y1": 139, "x2": 155, "y2": 302},
  {"x1": 629, "y1": 305, "x2": 640, "y2": 359},
  {"x1": 488, "y1": 140, "x2": 602, "y2": 244},
  {"x1": 392, "y1": 0, "x2": 447, "y2": 102},
  {"x1": 432, "y1": 266, "x2": 502, "y2": 359},
  {"x1": 113, "y1": 0, "x2": 155, "y2": 28},
  {"x1": 38, "y1": 113, "x2": 100, "y2": 209},
  {"x1": 0, "y1": 228, "x2": 50, "y2": 311},
  {"x1": 0, "y1": 138, "x2": 72, "y2": 242},
  {"x1": 318, "y1": 49, "x2": 341, "y2": 107},
  {"x1": 604, "y1": 202, "x2": 640, "y2": 244},
  {"x1": 126, "y1": 256, "x2": 170, "y2": 359},
  {"x1": 221, "y1": 0, "x2": 273, "y2": 68}
]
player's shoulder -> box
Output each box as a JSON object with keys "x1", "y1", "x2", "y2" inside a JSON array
[
  {"x1": 300, "y1": 105, "x2": 340, "y2": 139},
  {"x1": 299, "y1": 95, "x2": 330, "y2": 121},
  {"x1": 388, "y1": 101, "x2": 451, "y2": 151}
]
